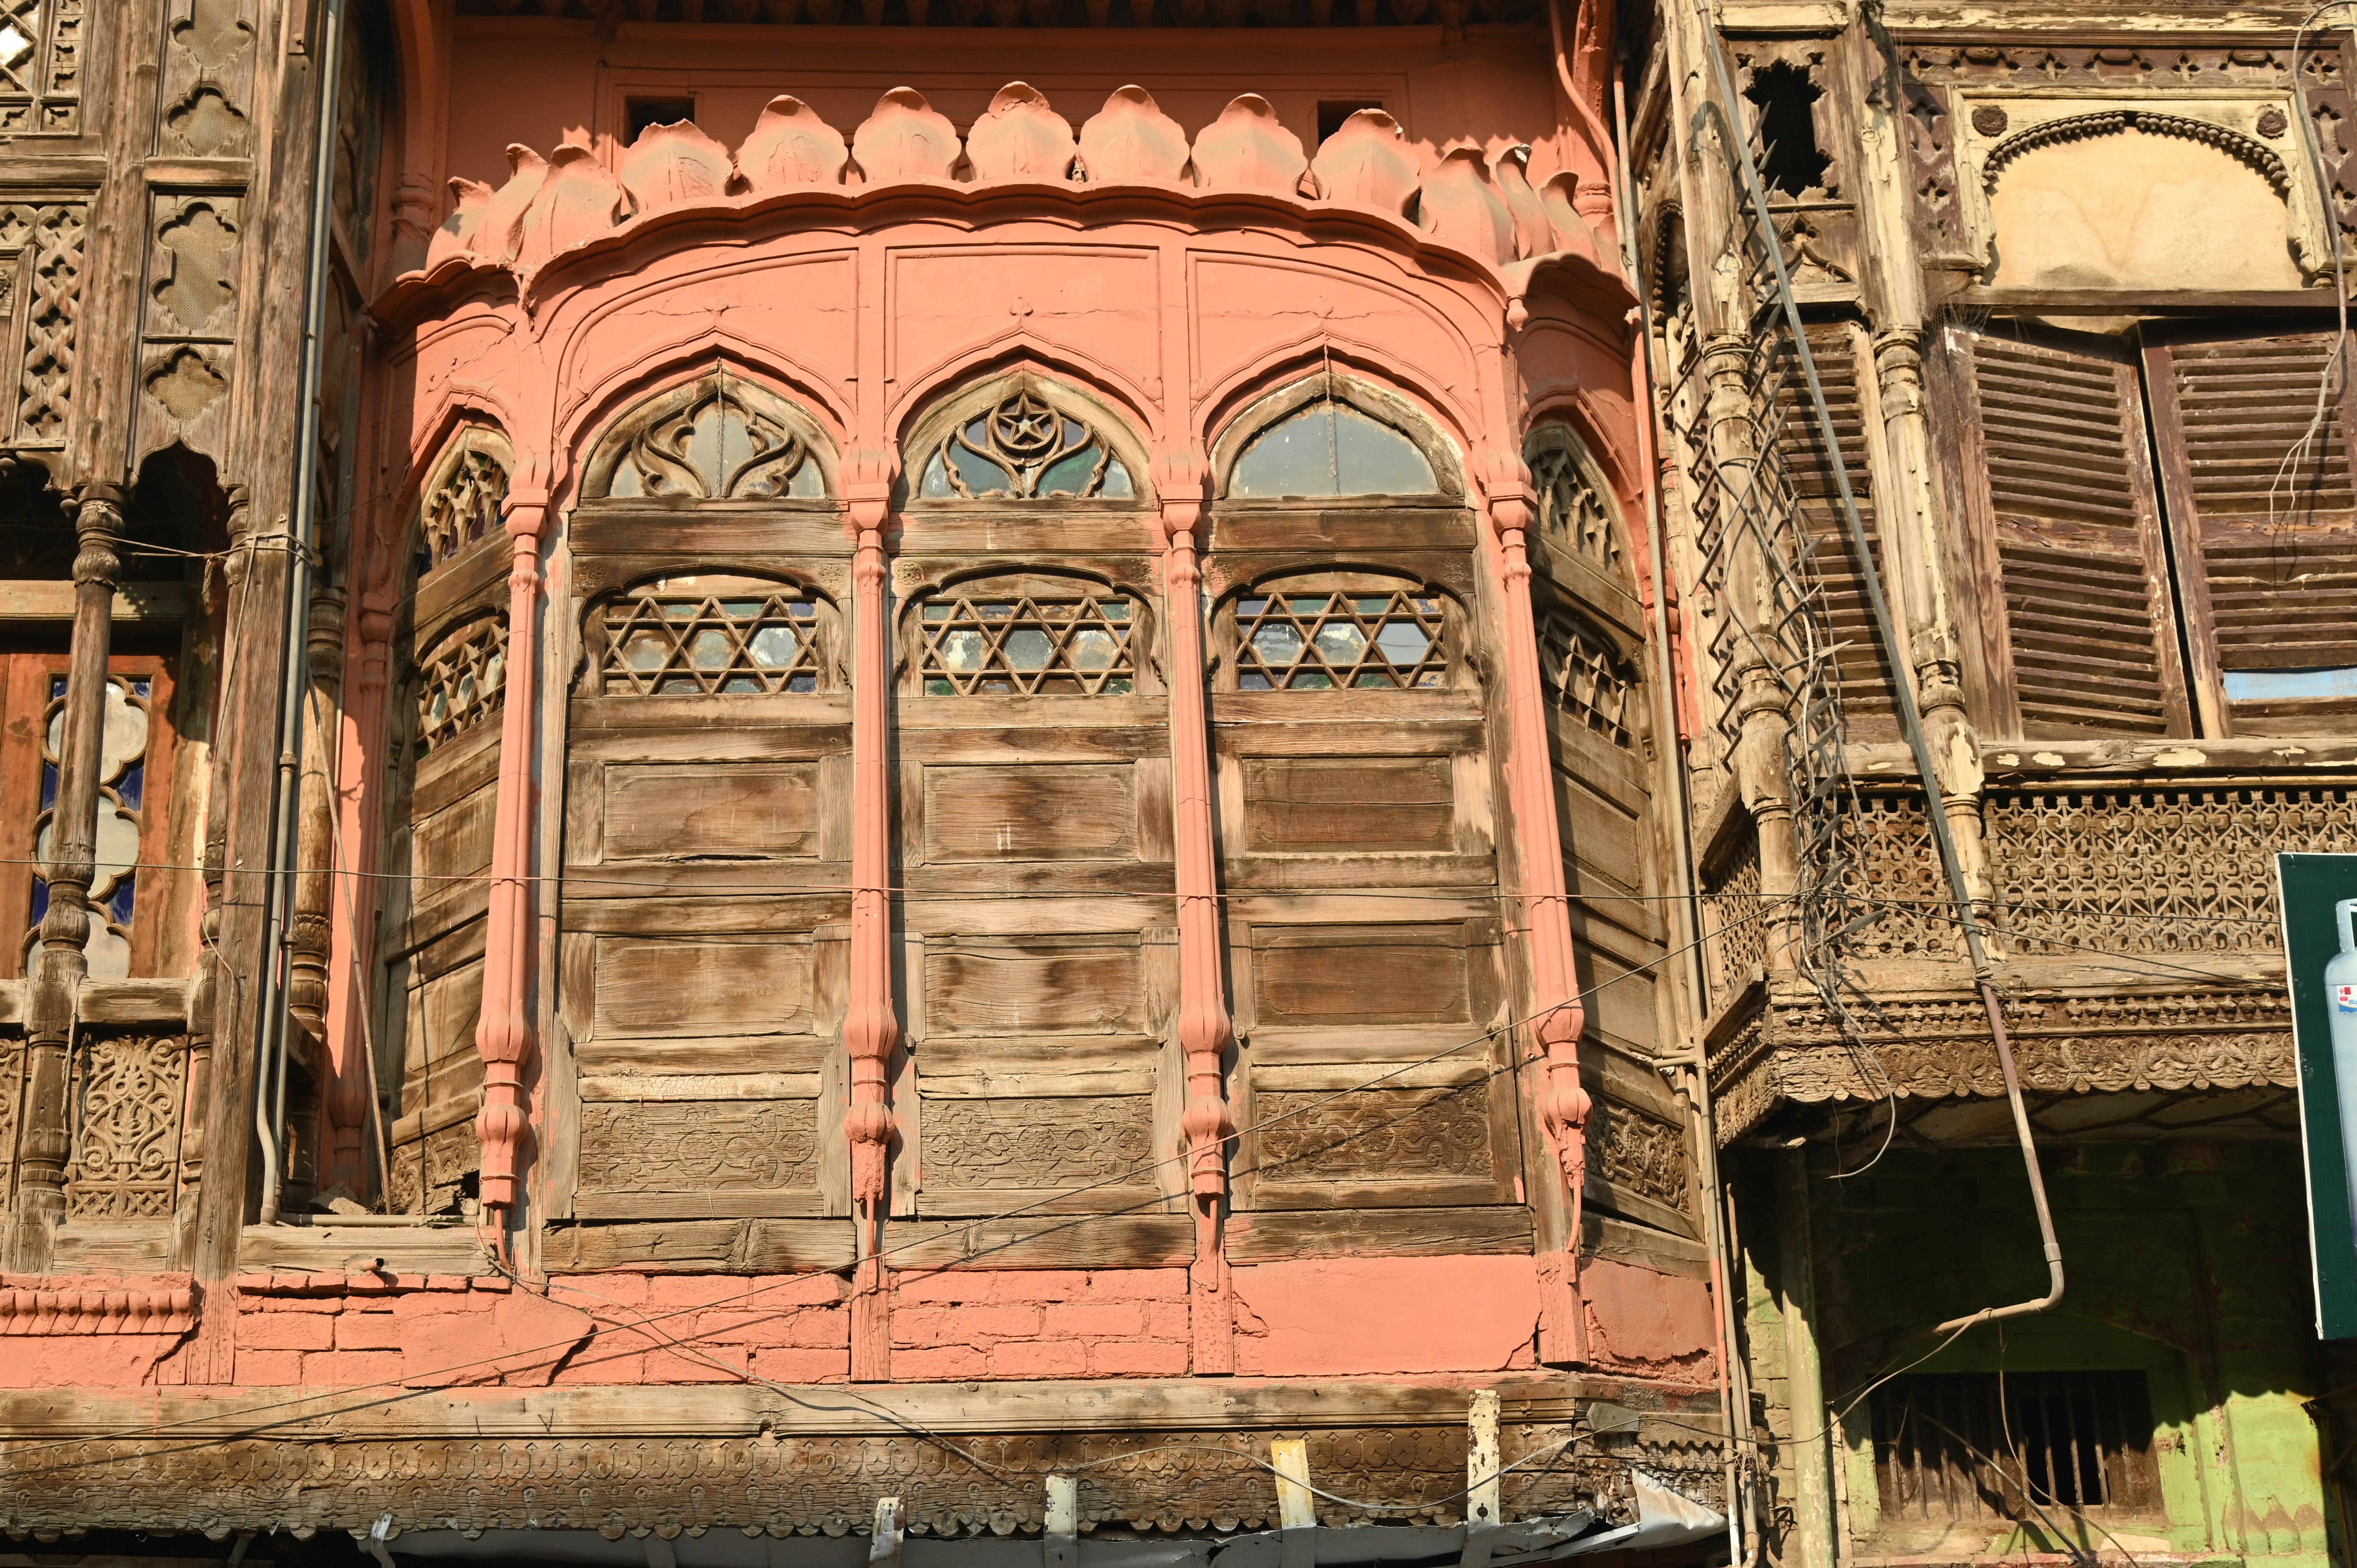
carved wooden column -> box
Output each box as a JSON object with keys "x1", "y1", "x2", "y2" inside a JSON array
[
  {"x1": 292, "y1": 586, "x2": 362, "y2": 1195},
  {"x1": 1485, "y1": 466, "x2": 1592, "y2": 1365},
  {"x1": 1872, "y1": 329, "x2": 1991, "y2": 922},
  {"x1": 7, "y1": 481, "x2": 125, "y2": 1272},
  {"x1": 844, "y1": 486, "x2": 899, "y2": 1382},
  {"x1": 175, "y1": 487, "x2": 249, "y2": 1271},
  {"x1": 1157, "y1": 473, "x2": 1236, "y2": 1376},
  {"x1": 471, "y1": 483, "x2": 549, "y2": 1253}
]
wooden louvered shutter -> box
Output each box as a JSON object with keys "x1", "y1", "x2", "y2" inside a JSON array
[
  {"x1": 1777, "y1": 322, "x2": 1898, "y2": 736},
  {"x1": 2144, "y1": 329, "x2": 2357, "y2": 736},
  {"x1": 1956, "y1": 333, "x2": 2189, "y2": 739}
]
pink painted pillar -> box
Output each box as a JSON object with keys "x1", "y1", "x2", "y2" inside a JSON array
[
  {"x1": 1159, "y1": 474, "x2": 1235, "y2": 1376},
  {"x1": 1486, "y1": 470, "x2": 1592, "y2": 1365},
  {"x1": 472, "y1": 482, "x2": 550, "y2": 1252},
  {"x1": 844, "y1": 488, "x2": 899, "y2": 1382}
]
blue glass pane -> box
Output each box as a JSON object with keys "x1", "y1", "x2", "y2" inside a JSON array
[
  {"x1": 29, "y1": 879, "x2": 46, "y2": 925},
  {"x1": 109, "y1": 873, "x2": 135, "y2": 926},
  {"x1": 39, "y1": 765, "x2": 56, "y2": 812},
  {"x1": 116, "y1": 761, "x2": 145, "y2": 812},
  {"x1": 2223, "y1": 667, "x2": 2357, "y2": 701}
]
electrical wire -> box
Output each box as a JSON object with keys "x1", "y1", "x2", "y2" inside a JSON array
[{"x1": 0, "y1": 895, "x2": 1798, "y2": 1478}]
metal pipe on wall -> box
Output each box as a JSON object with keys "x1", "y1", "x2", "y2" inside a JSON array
[{"x1": 254, "y1": 0, "x2": 348, "y2": 1225}]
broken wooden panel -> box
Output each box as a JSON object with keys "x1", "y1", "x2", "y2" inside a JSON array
[
  {"x1": 1580, "y1": 1042, "x2": 1696, "y2": 1238},
  {"x1": 1241, "y1": 755, "x2": 1456, "y2": 854},
  {"x1": 1953, "y1": 330, "x2": 2189, "y2": 739},
  {"x1": 919, "y1": 762, "x2": 1138, "y2": 861},
  {"x1": 1774, "y1": 320, "x2": 1899, "y2": 736},
  {"x1": 2144, "y1": 327, "x2": 2357, "y2": 736}
]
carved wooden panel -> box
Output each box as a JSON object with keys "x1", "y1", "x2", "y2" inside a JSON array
[
  {"x1": 0, "y1": 202, "x2": 85, "y2": 449},
  {"x1": 1252, "y1": 923, "x2": 1471, "y2": 1027},
  {"x1": 919, "y1": 763, "x2": 1136, "y2": 862},
  {"x1": 920, "y1": 1095, "x2": 1155, "y2": 1197},
  {"x1": 61, "y1": 1033, "x2": 184, "y2": 1220},
  {"x1": 1242, "y1": 756, "x2": 1454, "y2": 854},
  {"x1": 602, "y1": 762, "x2": 822, "y2": 859},
  {"x1": 923, "y1": 939, "x2": 1142, "y2": 1035},
  {"x1": 578, "y1": 1101, "x2": 821, "y2": 1198},
  {"x1": 1253, "y1": 1086, "x2": 1490, "y2": 1181},
  {"x1": 135, "y1": 189, "x2": 242, "y2": 464},
  {"x1": 0, "y1": 0, "x2": 83, "y2": 135},
  {"x1": 592, "y1": 937, "x2": 814, "y2": 1038}
]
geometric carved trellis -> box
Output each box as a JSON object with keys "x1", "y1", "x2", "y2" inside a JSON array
[
  {"x1": 915, "y1": 589, "x2": 1138, "y2": 696},
  {"x1": 1233, "y1": 587, "x2": 1451, "y2": 690},
  {"x1": 600, "y1": 580, "x2": 827, "y2": 696}
]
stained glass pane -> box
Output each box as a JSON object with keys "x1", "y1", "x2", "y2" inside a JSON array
[
  {"x1": 749, "y1": 627, "x2": 800, "y2": 668},
  {"x1": 920, "y1": 389, "x2": 1134, "y2": 501}
]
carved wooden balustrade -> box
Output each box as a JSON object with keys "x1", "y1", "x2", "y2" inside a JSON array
[{"x1": 1699, "y1": 766, "x2": 2332, "y2": 1143}]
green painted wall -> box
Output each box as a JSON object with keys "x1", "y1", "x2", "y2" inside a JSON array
[{"x1": 1733, "y1": 1139, "x2": 2336, "y2": 1568}]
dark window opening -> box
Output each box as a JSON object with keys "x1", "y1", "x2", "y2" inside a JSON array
[
  {"x1": 1317, "y1": 101, "x2": 1385, "y2": 145},
  {"x1": 625, "y1": 97, "x2": 697, "y2": 145},
  {"x1": 1744, "y1": 62, "x2": 1829, "y2": 198},
  {"x1": 1868, "y1": 1370, "x2": 2163, "y2": 1524}
]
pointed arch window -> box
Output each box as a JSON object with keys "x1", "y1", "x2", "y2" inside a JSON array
[
  {"x1": 416, "y1": 429, "x2": 511, "y2": 577},
  {"x1": 1230, "y1": 400, "x2": 1438, "y2": 499},
  {"x1": 587, "y1": 372, "x2": 830, "y2": 502},
  {"x1": 915, "y1": 387, "x2": 1135, "y2": 501},
  {"x1": 1528, "y1": 433, "x2": 1626, "y2": 577}
]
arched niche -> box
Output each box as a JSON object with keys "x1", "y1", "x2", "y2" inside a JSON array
[
  {"x1": 1983, "y1": 117, "x2": 2305, "y2": 291},
  {"x1": 898, "y1": 373, "x2": 1154, "y2": 507},
  {"x1": 1213, "y1": 374, "x2": 1464, "y2": 502},
  {"x1": 580, "y1": 371, "x2": 835, "y2": 503}
]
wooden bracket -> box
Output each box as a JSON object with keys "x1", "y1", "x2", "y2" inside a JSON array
[
  {"x1": 870, "y1": 1497, "x2": 905, "y2": 1568},
  {"x1": 1460, "y1": 1390, "x2": 1502, "y2": 1568},
  {"x1": 1044, "y1": 1475, "x2": 1078, "y2": 1568},
  {"x1": 1272, "y1": 1437, "x2": 1316, "y2": 1568}
]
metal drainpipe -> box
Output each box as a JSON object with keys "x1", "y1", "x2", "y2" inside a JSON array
[
  {"x1": 1686, "y1": 17, "x2": 2064, "y2": 1333},
  {"x1": 1610, "y1": 65, "x2": 1757, "y2": 1568},
  {"x1": 256, "y1": 0, "x2": 347, "y2": 1225}
]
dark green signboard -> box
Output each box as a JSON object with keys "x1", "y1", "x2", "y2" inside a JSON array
[{"x1": 2279, "y1": 852, "x2": 2357, "y2": 1339}]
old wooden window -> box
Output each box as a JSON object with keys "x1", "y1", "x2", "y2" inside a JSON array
[
  {"x1": 1951, "y1": 323, "x2": 2357, "y2": 740},
  {"x1": 594, "y1": 576, "x2": 829, "y2": 696},
  {"x1": 558, "y1": 378, "x2": 850, "y2": 1234},
  {"x1": 911, "y1": 580, "x2": 1140, "y2": 696},
  {"x1": 1228, "y1": 581, "x2": 1452, "y2": 690},
  {"x1": 1868, "y1": 1370, "x2": 2164, "y2": 1524},
  {"x1": 1522, "y1": 423, "x2": 1687, "y2": 1239},
  {"x1": 2144, "y1": 327, "x2": 2357, "y2": 736},
  {"x1": 377, "y1": 427, "x2": 515, "y2": 1215}
]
